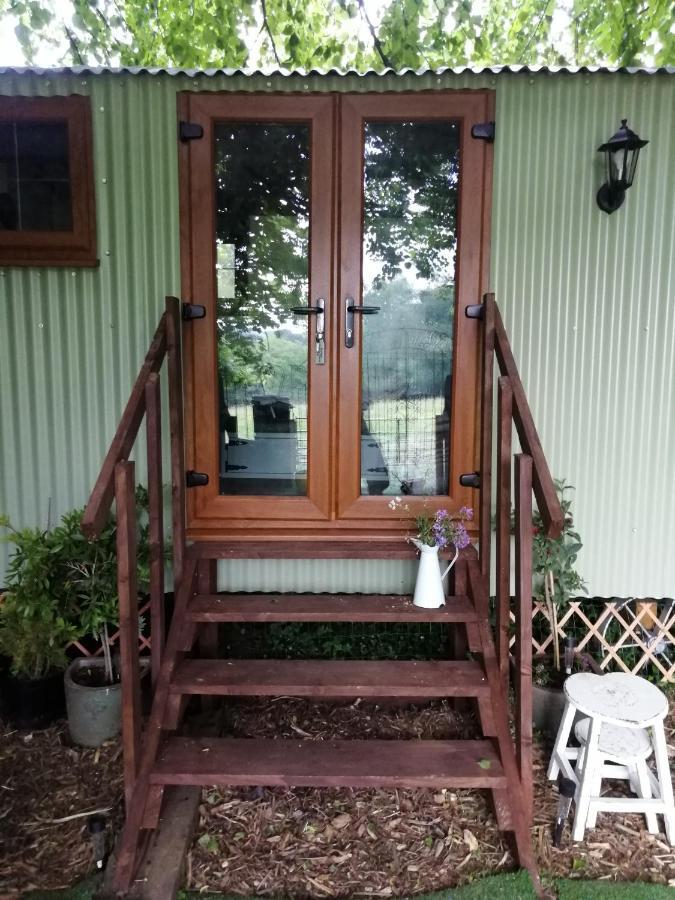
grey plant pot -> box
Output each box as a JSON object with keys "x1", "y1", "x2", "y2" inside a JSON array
[
  {"x1": 65, "y1": 658, "x2": 122, "y2": 748},
  {"x1": 532, "y1": 681, "x2": 568, "y2": 740}
]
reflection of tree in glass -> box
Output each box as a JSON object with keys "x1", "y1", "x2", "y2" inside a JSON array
[
  {"x1": 363, "y1": 121, "x2": 459, "y2": 287},
  {"x1": 214, "y1": 122, "x2": 309, "y2": 391},
  {"x1": 215, "y1": 122, "x2": 309, "y2": 329}
]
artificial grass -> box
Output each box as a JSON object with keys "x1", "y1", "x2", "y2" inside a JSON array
[
  {"x1": 556, "y1": 881, "x2": 675, "y2": 899},
  {"x1": 22, "y1": 872, "x2": 675, "y2": 899}
]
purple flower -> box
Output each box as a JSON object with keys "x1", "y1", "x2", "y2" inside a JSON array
[
  {"x1": 453, "y1": 523, "x2": 470, "y2": 549},
  {"x1": 459, "y1": 506, "x2": 474, "y2": 521}
]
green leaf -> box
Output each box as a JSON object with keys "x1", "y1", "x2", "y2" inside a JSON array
[
  {"x1": 478, "y1": 758, "x2": 492, "y2": 769},
  {"x1": 197, "y1": 833, "x2": 219, "y2": 852}
]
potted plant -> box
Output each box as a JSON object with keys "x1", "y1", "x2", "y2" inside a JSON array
[
  {"x1": 0, "y1": 517, "x2": 80, "y2": 729},
  {"x1": 58, "y1": 487, "x2": 151, "y2": 747},
  {"x1": 530, "y1": 480, "x2": 588, "y2": 736}
]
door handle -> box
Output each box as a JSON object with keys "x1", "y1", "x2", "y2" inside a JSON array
[
  {"x1": 345, "y1": 297, "x2": 380, "y2": 348},
  {"x1": 292, "y1": 298, "x2": 325, "y2": 365}
]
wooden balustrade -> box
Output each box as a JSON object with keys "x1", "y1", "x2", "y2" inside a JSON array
[
  {"x1": 478, "y1": 293, "x2": 563, "y2": 827},
  {"x1": 81, "y1": 296, "x2": 184, "y2": 806}
]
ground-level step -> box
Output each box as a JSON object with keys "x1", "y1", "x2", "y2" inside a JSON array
[
  {"x1": 170, "y1": 659, "x2": 489, "y2": 698},
  {"x1": 151, "y1": 738, "x2": 506, "y2": 789},
  {"x1": 187, "y1": 593, "x2": 477, "y2": 623}
]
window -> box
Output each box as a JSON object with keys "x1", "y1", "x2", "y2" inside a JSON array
[{"x1": 0, "y1": 95, "x2": 96, "y2": 267}]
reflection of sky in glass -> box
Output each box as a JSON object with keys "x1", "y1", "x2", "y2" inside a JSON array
[{"x1": 360, "y1": 120, "x2": 459, "y2": 497}]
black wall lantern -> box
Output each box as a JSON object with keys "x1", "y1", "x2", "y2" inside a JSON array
[{"x1": 597, "y1": 119, "x2": 648, "y2": 214}]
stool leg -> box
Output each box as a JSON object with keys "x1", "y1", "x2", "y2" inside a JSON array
[
  {"x1": 587, "y1": 762, "x2": 604, "y2": 829},
  {"x1": 652, "y1": 722, "x2": 675, "y2": 845},
  {"x1": 548, "y1": 699, "x2": 577, "y2": 782},
  {"x1": 574, "y1": 744, "x2": 587, "y2": 805},
  {"x1": 635, "y1": 759, "x2": 659, "y2": 835},
  {"x1": 572, "y1": 715, "x2": 601, "y2": 841}
]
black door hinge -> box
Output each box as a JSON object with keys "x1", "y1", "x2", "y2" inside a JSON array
[
  {"x1": 471, "y1": 121, "x2": 495, "y2": 143},
  {"x1": 459, "y1": 472, "x2": 481, "y2": 489},
  {"x1": 465, "y1": 304, "x2": 485, "y2": 320},
  {"x1": 182, "y1": 303, "x2": 206, "y2": 321},
  {"x1": 186, "y1": 470, "x2": 209, "y2": 487},
  {"x1": 179, "y1": 121, "x2": 204, "y2": 142}
]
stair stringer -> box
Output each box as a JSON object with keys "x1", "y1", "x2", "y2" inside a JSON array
[
  {"x1": 111, "y1": 559, "x2": 198, "y2": 893},
  {"x1": 466, "y1": 558, "x2": 541, "y2": 895}
]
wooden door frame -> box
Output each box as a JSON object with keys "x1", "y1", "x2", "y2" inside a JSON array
[
  {"x1": 178, "y1": 92, "x2": 336, "y2": 537},
  {"x1": 335, "y1": 91, "x2": 494, "y2": 532},
  {"x1": 178, "y1": 89, "x2": 494, "y2": 542}
]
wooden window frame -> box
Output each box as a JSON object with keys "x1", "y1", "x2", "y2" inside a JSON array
[{"x1": 0, "y1": 95, "x2": 97, "y2": 267}]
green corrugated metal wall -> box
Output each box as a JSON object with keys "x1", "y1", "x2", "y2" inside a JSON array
[{"x1": 1, "y1": 69, "x2": 673, "y2": 596}]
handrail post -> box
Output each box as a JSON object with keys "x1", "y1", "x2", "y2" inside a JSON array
[
  {"x1": 145, "y1": 373, "x2": 165, "y2": 688},
  {"x1": 479, "y1": 293, "x2": 496, "y2": 579},
  {"x1": 115, "y1": 460, "x2": 142, "y2": 809},
  {"x1": 514, "y1": 453, "x2": 534, "y2": 827},
  {"x1": 496, "y1": 376, "x2": 513, "y2": 696},
  {"x1": 166, "y1": 296, "x2": 186, "y2": 587}
]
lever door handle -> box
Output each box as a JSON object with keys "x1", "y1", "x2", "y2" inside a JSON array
[
  {"x1": 346, "y1": 304, "x2": 380, "y2": 314},
  {"x1": 345, "y1": 298, "x2": 380, "y2": 348}
]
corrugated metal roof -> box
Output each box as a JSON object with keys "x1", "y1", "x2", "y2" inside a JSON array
[{"x1": 1, "y1": 63, "x2": 673, "y2": 78}]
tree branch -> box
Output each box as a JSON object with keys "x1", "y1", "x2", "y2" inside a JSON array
[
  {"x1": 260, "y1": 0, "x2": 281, "y2": 66},
  {"x1": 357, "y1": 0, "x2": 393, "y2": 69},
  {"x1": 518, "y1": 0, "x2": 550, "y2": 61},
  {"x1": 64, "y1": 25, "x2": 85, "y2": 65}
]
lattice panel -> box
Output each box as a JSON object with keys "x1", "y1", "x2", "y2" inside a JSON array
[
  {"x1": 67, "y1": 598, "x2": 152, "y2": 658},
  {"x1": 509, "y1": 600, "x2": 675, "y2": 682}
]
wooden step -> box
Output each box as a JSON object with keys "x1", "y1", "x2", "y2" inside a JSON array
[
  {"x1": 151, "y1": 737, "x2": 505, "y2": 789},
  {"x1": 170, "y1": 659, "x2": 489, "y2": 698},
  {"x1": 187, "y1": 593, "x2": 477, "y2": 623},
  {"x1": 186, "y1": 541, "x2": 477, "y2": 561}
]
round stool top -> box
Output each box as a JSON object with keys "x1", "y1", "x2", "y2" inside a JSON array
[
  {"x1": 574, "y1": 716, "x2": 653, "y2": 761},
  {"x1": 564, "y1": 672, "x2": 668, "y2": 728}
]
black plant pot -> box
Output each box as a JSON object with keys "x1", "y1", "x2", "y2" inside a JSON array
[{"x1": 0, "y1": 669, "x2": 66, "y2": 729}]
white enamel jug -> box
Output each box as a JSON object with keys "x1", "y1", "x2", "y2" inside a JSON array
[{"x1": 411, "y1": 539, "x2": 459, "y2": 609}]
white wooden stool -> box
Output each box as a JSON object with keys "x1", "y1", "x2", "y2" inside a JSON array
[{"x1": 547, "y1": 672, "x2": 675, "y2": 844}]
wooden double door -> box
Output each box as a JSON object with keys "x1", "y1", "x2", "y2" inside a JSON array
[{"x1": 179, "y1": 90, "x2": 494, "y2": 540}]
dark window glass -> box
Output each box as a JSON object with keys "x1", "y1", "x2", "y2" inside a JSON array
[
  {"x1": 214, "y1": 122, "x2": 310, "y2": 497},
  {"x1": 0, "y1": 120, "x2": 72, "y2": 231}
]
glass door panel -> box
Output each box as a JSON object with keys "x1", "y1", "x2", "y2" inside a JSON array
[
  {"x1": 337, "y1": 93, "x2": 490, "y2": 525},
  {"x1": 182, "y1": 93, "x2": 334, "y2": 531},
  {"x1": 214, "y1": 122, "x2": 310, "y2": 497},
  {"x1": 360, "y1": 121, "x2": 459, "y2": 497}
]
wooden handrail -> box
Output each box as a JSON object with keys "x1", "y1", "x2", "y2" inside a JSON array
[
  {"x1": 489, "y1": 296, "x2": 563, "y2": 538},
  {"x1": 80, "y1": 295, "x2": 185, "y2": 808},
  {"x1": 476, "y1": 292, "x2": 563, "y2": 826},
  {"x1": 81, "y1": 310, "x2": 170, "y2": 538}
]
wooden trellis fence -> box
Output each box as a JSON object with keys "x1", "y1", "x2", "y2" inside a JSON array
[
  {"x1": 67, "y1": 597, "x2": 152, "y2": 660},
  {"x1": 66, "y1": 597, "x2": 675, "y2": 683},
  {"x1": 509, "y1": 600, "x2": 675, "y2": 682}
]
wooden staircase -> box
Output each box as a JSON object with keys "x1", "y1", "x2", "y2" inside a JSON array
[{"x1": 81, "y1": 295, "x2": 563, "y2": 897}]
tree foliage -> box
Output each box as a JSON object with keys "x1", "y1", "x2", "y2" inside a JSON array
[{"x1": 3, "y1": 0, "x2": 673, "y2": 70}]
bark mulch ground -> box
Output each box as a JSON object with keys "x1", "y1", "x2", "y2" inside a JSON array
[
  {"x1": 0, "y1": 720, "x2": 123, "y2": 895},
  {"x1": 1, "y1": 697, "x2": 674, "y2": 896}
]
